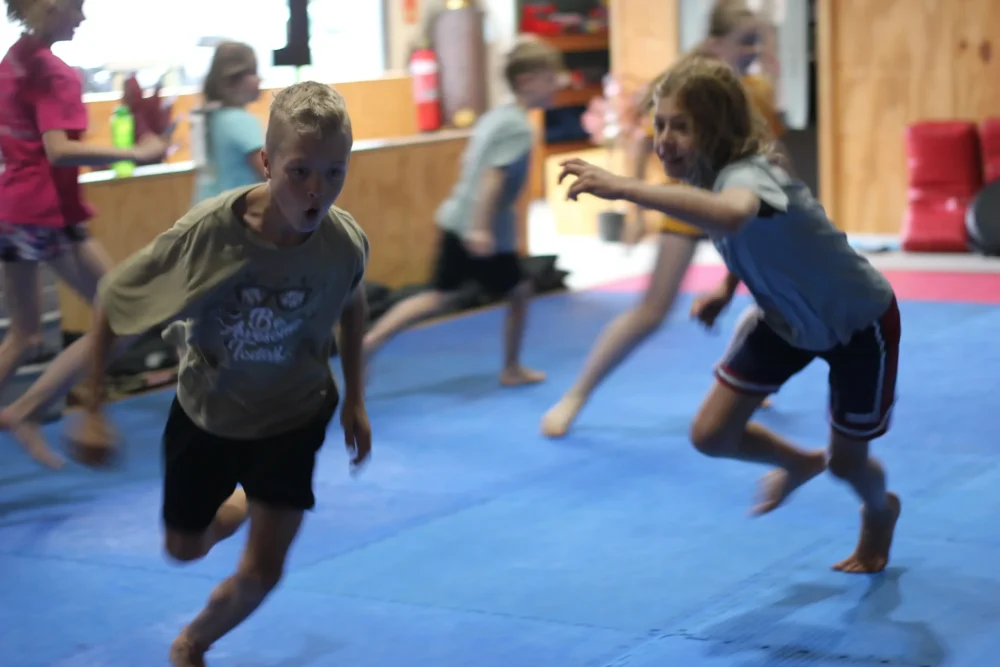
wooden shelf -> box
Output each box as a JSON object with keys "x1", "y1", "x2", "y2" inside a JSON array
[
  {"x1": 542, "y1": 138, "x2": 595, "y2": 158},
  {"x1": 552, "y1": 83, "x2": 602, "y2": 108},
  {"x1": 541, "y1": 32, "x2": 609, "y2": 53}
]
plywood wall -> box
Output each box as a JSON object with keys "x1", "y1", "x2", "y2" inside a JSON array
[
  {"x1": 83, "y1": 76, "x2": 418, "y2": 164},
  {"x1": 609, "y1": 0, "x2": 680, "y2": 92},
  {"x1": 818, "y1": 0, "x2": 1000, "y2": 234}
]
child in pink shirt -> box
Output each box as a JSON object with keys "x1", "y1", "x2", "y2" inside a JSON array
[{"x1": 0, "y1": 0, "x2": 168, "y2": 468}]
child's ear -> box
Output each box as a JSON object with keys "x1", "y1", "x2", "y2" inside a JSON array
[{"x1": 260, "y1": 148, "x2": 271, "y2": 179}]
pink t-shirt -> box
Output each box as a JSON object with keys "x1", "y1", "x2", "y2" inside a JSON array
[{"x1": 0, "y1": 34, "x2": 93, "y2": 227}]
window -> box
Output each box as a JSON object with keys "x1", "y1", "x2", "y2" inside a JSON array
[{"x1": 1, "y1": 0, "x2": 386, "y2": 97}]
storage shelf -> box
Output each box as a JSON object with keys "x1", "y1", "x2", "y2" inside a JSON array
[
  {"x1": 552, "y1": 83, "x2": 603, "y2": 108},
  {"x1": 541, "y1": 32, "x2": 609, "y2": 53}
]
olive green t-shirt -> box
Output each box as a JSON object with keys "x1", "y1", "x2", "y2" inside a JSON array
[{"x1": 98, "y1": 185, "x2": 370, "y2": 439}]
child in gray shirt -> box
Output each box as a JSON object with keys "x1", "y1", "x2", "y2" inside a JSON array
[
  {"x1": 364, "y1": 37, "x2": 562, "y2": 387},
  {"x1": 559, "y1": 54, "x2": 901, "y2": 577}
]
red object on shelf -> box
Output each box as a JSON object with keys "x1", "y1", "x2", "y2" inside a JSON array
[
  {"x1": 403, "y1": 0, "x2": 419, "y2": 25},
  {"x1": 900, "y1": 121, "x2": 982, "y2": 252},
  {"x1": 980, "y1": 117, "x2": 1000, "y2": 183},
  {"x1": 409, "y1": 47, "x2": 442, "y2": 133}
]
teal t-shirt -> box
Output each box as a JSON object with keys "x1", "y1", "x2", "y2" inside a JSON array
[{"x1": 194, "y1": 107, "x2": 265, "y2": 203}]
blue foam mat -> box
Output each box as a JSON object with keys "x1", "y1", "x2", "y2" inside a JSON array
[{"x1": 1, "y1": 293, "x2": 999, "y2": 666}]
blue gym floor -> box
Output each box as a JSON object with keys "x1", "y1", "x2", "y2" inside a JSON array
[{"x1": 1, "y1": 289, "x2": 999, "y2": 666}]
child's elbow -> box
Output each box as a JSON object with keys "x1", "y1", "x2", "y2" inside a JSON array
[
  {"x1": 41, "y1": 132, "x2": 72, "y2": 166},
  {"x1": 717, "y1": 190, "x2": 761, "y2": 232}
]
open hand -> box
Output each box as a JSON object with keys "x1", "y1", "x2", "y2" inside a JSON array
[
  {"x1": 689, "y1": 291, "x2": 733, "y2": 331},
  {"x1": 132, "y1": 134, "x2": 170, "y2": 165},
  {"x1": 67, "y1": 409, "x2": 119, "y2": 468},
  {"x1": 341, "y1": 399, "x2": 371, "y2": 475},
  {"x1": 558, "y1": 158, "x2": 627, "y2": 201}
]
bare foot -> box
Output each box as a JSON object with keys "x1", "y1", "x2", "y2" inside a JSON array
[
  {"x1": 3, "y1": 415, "x2": 65, "y2": 470},
  {"x1": 759, "y1": 396, "x2": 773, "y2": 409},
  {"x1": 540, "y1": 394, "x2": 586, "y2": 438},
  {"x1": 751, "y1": 452, "x2": 827, "y2": 516},
  {"x1": 500, "y1": 366, "x2": 546, "y2": 387},
  {"x1": 832, "y1": 492, "x2": 901, "y2": 574},
  {"x1": 169, "y1": 632, "x2": 207, "y2": 667}
]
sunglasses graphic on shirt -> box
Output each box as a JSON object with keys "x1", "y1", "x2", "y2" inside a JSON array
[{"x1": 234, "y1": 285, "x2": 312, "y2": 312}]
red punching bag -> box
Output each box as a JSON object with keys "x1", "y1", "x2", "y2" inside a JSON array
[{"x1": 409, "y1": 45, "x2": 442, "y2": 132}]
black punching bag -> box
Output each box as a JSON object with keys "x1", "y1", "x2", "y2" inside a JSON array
[
  {"x1": 274, "y1": 0, "x2": 311, "y2": 67},
  {"x1": 432, "y1": 0, "x2": 488, "y2": 129}
]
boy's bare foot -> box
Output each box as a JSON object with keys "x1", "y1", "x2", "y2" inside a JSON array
[
  {"x1": 540, "y1": 394, "x2": 585, "y2": 438},
  {"x1": 0, "y1": 411, "x2": 65, "y2": 470},
  {"x1": 169, "y1": 631, "x2": 207, "y2": 667},
  {"x1": 500, "y1": 366, "x2": 545, "y2": 387},
  {"x1": 759, "y1": 396, "x2": 773, "y2": 409},
  {"x1": 751, "y1": 451, "x2": 827, "y2": 515},
  {"x1": 832, "y1": 492, "x2": 901, "y2": 574}
]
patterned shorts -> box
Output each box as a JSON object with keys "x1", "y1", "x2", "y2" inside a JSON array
[{"x1": 0, "y1": 222, "x2": 89, "y2": 262}]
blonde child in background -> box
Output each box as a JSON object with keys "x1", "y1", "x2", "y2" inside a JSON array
[{"x1": 190, "y1": 41, "x2": 266, "y2": 203}]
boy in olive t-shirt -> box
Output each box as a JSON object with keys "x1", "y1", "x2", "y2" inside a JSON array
[{"x1": 70, "y1": 81, "x2": 372, "y2": 667}]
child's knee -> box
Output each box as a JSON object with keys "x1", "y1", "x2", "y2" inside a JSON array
[
  {"x1": 164, "y1": 530, "x2": 209, "y2": 563},
  {"x1": 508, "y1": 279, "x2": 532, "y2": 300},
  {"x1": 689, "y1": 416, "x2": 739, "y2": 457}
]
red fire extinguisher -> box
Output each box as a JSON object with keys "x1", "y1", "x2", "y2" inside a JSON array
[{"x1": 409, "y1": 44, "x2": 442, "y2": 132}]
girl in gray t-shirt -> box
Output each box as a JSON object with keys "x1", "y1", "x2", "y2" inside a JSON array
[{"x1": 558, "y1": 55, "x2": 901, "y2": 576}]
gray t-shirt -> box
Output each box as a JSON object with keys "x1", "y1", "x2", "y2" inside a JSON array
[
  {"x1": 436, "y1": 103, "x2": 533, "y2": 253},
  {"x1": 711, "y1": 156, "x2": 894, "y2": 351},
  {"x1": 99, "y1": 185, "x2": 370, "y2": 439}
]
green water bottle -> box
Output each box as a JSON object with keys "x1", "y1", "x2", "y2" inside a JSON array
[{"x1": 110, "y1": 105, "x2": 135, "y2": 178}]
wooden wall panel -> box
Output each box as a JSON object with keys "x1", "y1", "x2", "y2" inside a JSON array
[
  {"x1": 609, "y1": 0, "x2": 680, "y2": 92},
  {"x1": 819, "y1": 0, "x2": 1000, "y2": 235},
  {"x1": 82, "y1": 76, "x2": 418, "y2": 165},
  {"x1": 59, "y1": 132, "x2": 532, "y2": 333}
]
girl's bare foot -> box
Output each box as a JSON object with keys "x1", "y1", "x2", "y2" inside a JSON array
[
  {"x1": 540, "y1": 394, "x2": 586, "y2": 438},
  {"x1": 751, "y1": 451, "x2": 827, "y2": 515},
  {"x1": 833, "y1": 492, "x2": 901, "y2": 574},
  {"x1": 500, "y1": 365, "x2": 545, "y2": 387}
]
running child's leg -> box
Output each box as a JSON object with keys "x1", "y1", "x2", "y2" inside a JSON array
[
  {"x1": 166, "y1": 393, "x2": 335, "y2": 666},
  {"x1": 169, "y1": 501, "x2": 302, "y2": 667},
  {"x1": 541, "y1": 232, "x2": 697, "y2": 437},
  {"x1": 363, "y1": 232, "x2": 467, "y2": 360},
  {"x1": 822, "y1": 298, "x2": 901, "y2": 574},
  {"x1": 690, "y1": 308, "x2": 827, "y2": 514}
]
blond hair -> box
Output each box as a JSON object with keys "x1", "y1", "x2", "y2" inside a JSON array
[
  {"x1": 265, "y1": 81, "x2": 352, "y2": 152},
  {"x1": 503, "y1": 35, "x2": 563, "y2": 90},
  {"x1": 704, "y1": 0, "x2": 755, "y2": 39},
  {"x1": 5, "y1": 0, "x2": 50, "y2": 30},
  {"x1": 202, "y1": 42, "x2": 257, "y2": 107},
  {"x1": 654, "y1": 55, "x2": 768, "y2": 180}
]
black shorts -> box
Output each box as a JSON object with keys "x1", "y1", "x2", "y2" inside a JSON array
[
  {"x1": 161, "y1": 390, "x2": 339, "y2": 533},
  {"x1": 432, "y1": 231, "x2": 523, "y2": 297},
  {"x1": 716, "y1": 298, "x2": 901, "y2": 440}
]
